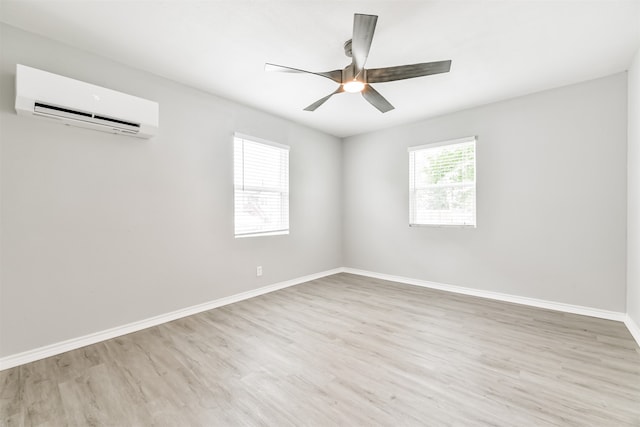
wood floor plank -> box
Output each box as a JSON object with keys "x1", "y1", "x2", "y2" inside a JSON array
[
  {"x1": 0, "y1": 368, "x2": 24, "y2": 427},
  {"x1": 1, "y1": 273, "x2": 639, "y2": 426}
]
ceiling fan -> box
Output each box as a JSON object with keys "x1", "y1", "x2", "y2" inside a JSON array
[{"x1": 265, "y1": 13, "x2": 452, "y2": 113}]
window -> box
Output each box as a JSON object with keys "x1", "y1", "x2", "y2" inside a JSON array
[
  {"x1": 234, "y1": 134, "x2": 289, "y2": 237},
  {"x1": 408, "y1": 136, "x2": 476, "y2": 227}
]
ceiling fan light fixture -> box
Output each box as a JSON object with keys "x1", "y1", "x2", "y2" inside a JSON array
[{"x1": 343, "y1": 80, "x2": 365, "y2": 93}]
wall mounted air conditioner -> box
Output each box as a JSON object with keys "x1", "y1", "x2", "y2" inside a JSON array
[{"x1": 15, "y1": 64, "x2": 159, "y2": 139}]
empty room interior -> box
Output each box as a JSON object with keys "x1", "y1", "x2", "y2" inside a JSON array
[{"x1": 1, "y1": 0, "x2": 640, "y2": 425}]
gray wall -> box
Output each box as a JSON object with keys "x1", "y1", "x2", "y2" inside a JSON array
[
  {"x1": 629, "y1": 48, "x2": 640, "y2": 327},
  {"x1": 343, "y1": 74, "x2": 628, "y2": 312},
  {"x1": 0, "y1": 24, "x2": 342, "y2": 357}
]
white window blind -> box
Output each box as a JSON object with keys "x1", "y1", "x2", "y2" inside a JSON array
[
  {"x1": 234, "y1": 134, "x2": 289, "y2": 237},
  {"x1": 408, "y1": 136, "x2": 476, "y2": 227}
]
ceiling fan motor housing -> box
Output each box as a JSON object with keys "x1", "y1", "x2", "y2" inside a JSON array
[{"x1": 343, "y1": 39, "x2": 353, "y2": 58}]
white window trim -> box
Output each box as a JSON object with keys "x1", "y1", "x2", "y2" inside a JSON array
[
  {"x1": 233, "y1": 134, "x2": 290, "y2": 238},
  {"x1": 407, "y1": 136, "x2": 476, "y2": 153},
  {"x1": 234, "y1": 132, "x2": 290, "y2": 151},
  {"x1": 408, "y1": 136, "x2": 477, "y2": 228}
]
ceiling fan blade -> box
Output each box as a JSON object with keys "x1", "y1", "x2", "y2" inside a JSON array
[
  {"x1": 265, "y1": 63, "x2": 342, "y2": 83},
  {"x1": 362, "y1": 85, "x2": 394, "y2": 113},
  {"x1": 351, "y1": 14, "x2": 378, "y2": 77},
  {"x1": 304, "y1": 86, "x2": 345, "y2": 111},
  {"x1": 367, "y1": 60, "x2": 452, "y2": 83}
]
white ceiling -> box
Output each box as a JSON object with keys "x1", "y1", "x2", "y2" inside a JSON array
[{"x1": 1, "y1": 1, "x2": 639, "y2": 138}]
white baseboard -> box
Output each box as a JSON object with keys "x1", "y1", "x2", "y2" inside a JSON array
[
  {"x1": 342, "y1": 268, "x2": 627, "y2": 322},
  {"x1": 0, "y1": 268, "x2": 342, "y2": 371},
  {"x1": 625, "y1": 315, "x2": 640, "y2": 348},
  {"x1": 2, "y1": 267, "x2": 636, "y2": 370}
]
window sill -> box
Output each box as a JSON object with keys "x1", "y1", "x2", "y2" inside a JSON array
[
  {"x1": 409, "y1": 224, "x2": 476, "y2": 229},
  {"x1": 235, "y1": 230, "x2": 289, "y2": 238}
]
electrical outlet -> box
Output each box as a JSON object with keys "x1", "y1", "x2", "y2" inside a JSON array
[{"x1": 256, "y1": 266, "x2": 263, "y2": 277}]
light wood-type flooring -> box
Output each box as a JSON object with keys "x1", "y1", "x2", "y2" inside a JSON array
[{"x1": 2, "y1": 273, "x2": 640, "y2": 426}]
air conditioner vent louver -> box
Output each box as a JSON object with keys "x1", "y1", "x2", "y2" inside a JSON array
[
  {"x1": 34, "y1": 102, "x2": 141, "y2": 133},
  {"x1": 16, "y1": 65, "x2": 158, "y2": 139},
  {"x1": 35, "y1": 102, "x2": 93, "y2": 119}
]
